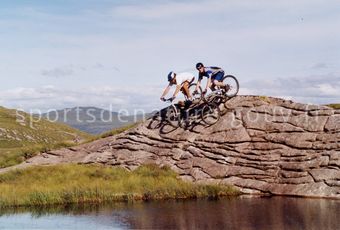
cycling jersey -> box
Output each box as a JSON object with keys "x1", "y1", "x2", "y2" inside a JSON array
[
  {"x1": 198, "y1": 66, "x2": 225, "y2": 80},
  {"x1": 172, "y1": 72, "x2": 195, "y2": 86}
]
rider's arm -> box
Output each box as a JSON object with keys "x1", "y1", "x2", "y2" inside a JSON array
[
  {"x1": 172, "y1": 85, "x2": 182, "y2": 98},
  {"x1": 160, "y1": 84, "x2": 171, "y2": 99},
  {"x1": 195, "y1": 76, "x2": 203, "y2": 91},
  {"x1": 203, "y1": 70, "x2": 214, "y2": 92},
  {"x1": 205, "y1": 77, "x2": 211, "y2": 92}
]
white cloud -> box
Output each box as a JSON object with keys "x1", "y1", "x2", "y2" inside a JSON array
[
  {"x1": 0, "y1": 85, "x2": 165, "y2": 113},
  {"x1": 242, "y1": 73, "x2": 340, "y2": 104},
  {"x1": 317, "y1": 83, "x2": 340, "y2": 97},
  {"x1": 2, "y1": 71, "x2": 339, "y2": 114}
]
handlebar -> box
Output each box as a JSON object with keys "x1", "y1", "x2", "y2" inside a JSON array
[
  {"x1": 164, "y1": 98, "x2": 174, "y2": 103},
  {"x1": 161, "y1": 97, "x2": 175, "y2": 103}
]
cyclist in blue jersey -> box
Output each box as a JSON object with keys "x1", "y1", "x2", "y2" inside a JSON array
[{"x1": 194, "y1": 62, "x2": 229, "y2": 95}]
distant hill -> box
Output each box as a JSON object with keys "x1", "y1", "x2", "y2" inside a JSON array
[
  {"x1": 41, "y1": 107, "x2": 151, "y2": 135},
  {"x1": 0, "y1": 106, "x2": 92, "y2": 167}
]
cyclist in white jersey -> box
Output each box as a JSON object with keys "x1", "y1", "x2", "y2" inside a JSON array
[{"x1": 160, "y1": 71, "x2": 195, "y2": 102}]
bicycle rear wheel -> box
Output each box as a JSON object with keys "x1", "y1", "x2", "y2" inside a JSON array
[
  {"x1": 201, "y1": 103, "x2": 221, "y2": 125},
  {"x1": 188, "y1": 83, "x2": 203, "y2": 103},
  {"x1": 222, "y1": 75, "x2": 239, "y2": 97}
]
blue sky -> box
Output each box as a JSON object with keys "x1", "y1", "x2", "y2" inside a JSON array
[{"x1": 0, "y1": 0, "x2": 340, "y2": 112}]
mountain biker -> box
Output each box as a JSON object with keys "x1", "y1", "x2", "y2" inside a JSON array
[
  {"x1": 194, "y1": 62, "x2": 228, "y2": 95},
  {"x1": 160, "y1": 71, "x2": 195, "y2": 102}
]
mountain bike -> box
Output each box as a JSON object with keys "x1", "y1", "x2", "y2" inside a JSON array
[
  {"x1": 163, "y1": 94, "x2": 221, "y2": 129},
  {"x1": 194, "y1": 74, "x2": 239, "y2": 102},
  {"x1": 162, "y1": 77, "x2": 226, "y2": 128},
  {"x1": 180, "y1": 74, "x2": 239, "y2": 127},
  {"x1": 190, "y1": 75, "x2": 240, "y2": 126},
  {"x1": 163, "y1": 81, "x2": 203, "y2": 127}
]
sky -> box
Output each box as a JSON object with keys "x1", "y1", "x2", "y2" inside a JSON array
[{"x1": 0, "y1": 0, "x2": 340, "y2": 113}]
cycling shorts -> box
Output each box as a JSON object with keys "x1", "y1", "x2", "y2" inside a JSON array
[{"x1": 211, "y1": 71, "x2": 224, "y2": 81}]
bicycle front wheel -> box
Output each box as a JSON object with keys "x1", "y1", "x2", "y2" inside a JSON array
[
  {"x1": 201, "y1": 103, "x2": 221, "y2": 125},
  {"x1": 166, "y1": 105, "x2": 180, "y2": 127},
  {"x1": 222, "y1": 75, "x2": 239, "y2": 97}
]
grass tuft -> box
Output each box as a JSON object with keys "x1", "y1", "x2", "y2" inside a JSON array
[
  {"x1": 0, "y1": 164, "x2": 239, "y2": 208},
  {"x1": 259, "y1": 96, "x2": 271, "y2": 103}
]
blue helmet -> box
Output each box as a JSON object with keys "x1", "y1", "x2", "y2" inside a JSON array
[{"x1": 167, "y1": 71, "x2": 175, "y2": 82}]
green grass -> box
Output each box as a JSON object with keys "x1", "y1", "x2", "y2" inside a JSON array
[
  {"x1": 0, "y1": 106, "x2": 139, "y2": 168},
  {"x1": 0, "y1": 164, "x2": 239, "y2": 208},
  {"x1": 258, "y1": 96, "x2": 271, "y2": 103},
  {"x1": 0, "y1": 106, "x2": 92, "y2": 168},
  {"x1": 327, "y1": 104, "x2": 340, "y2": 109},
  {"x1": 0, "y1": 142, "x2": 78, "y2": 168}
]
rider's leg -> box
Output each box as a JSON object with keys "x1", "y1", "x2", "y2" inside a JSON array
[
  {"x1": 210, "y1": 83, "x2": 216, "y2": 91},
  {"x1": 213, "y1": 80, "x2": 230, "y2": 92},
  {"x1": 213, "y1": 72, "x2": 230, "y2": 92},
  {"x1": 182, "y1": 81, "x2": 192, "y2": 100},
  {"x1": 212, "y1": 72, "x2": 225, "y2": 87},
  {"x1": 213, "y1": 80, "x2": 224, "y2": 87}
]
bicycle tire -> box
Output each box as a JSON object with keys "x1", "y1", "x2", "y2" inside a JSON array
[
  {"x1": 222, "y1": 75, "x2": 239, "y2": 97},
  {"x1": 201, "y1": 102, "x2": 221, "y2": 125},
  {"x1": 166, "y1": 105, "x2": 180, "y2": 127},
  {"x1": 148, "y1": 114, "x2": 162, "y2": 130}
]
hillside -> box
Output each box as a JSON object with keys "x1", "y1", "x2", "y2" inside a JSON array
[
  {"x1": 42, "y1": 107, "x2": 151, "y2": 135},
  {"x1": 2, "y1": 96, "x2": 340, "y2": 198},
  {"x1": 0, "y1": 106, "x2": 92, "y2": 167},
  {"x1": 327, "y1": 104, "x2": 340, "y2": 109}
]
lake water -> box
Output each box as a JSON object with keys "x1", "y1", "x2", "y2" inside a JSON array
[{"x1": 0, "y1": 196, "x2": 339, "y2": 230}]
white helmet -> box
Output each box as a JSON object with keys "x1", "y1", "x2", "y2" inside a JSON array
[{"x1": 167, "y1": 71, "x2": 175, "y2": 82}]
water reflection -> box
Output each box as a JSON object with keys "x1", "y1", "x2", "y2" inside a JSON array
[
  {"x1": 0, "y1": 197, "x2": 339, "y2": 230},
  {"x1": 110, "y1": 197, "x2": 340, "y2": 230}
]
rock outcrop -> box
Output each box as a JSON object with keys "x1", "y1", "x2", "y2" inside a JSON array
[{"x1": 10, "y1": 96, "x2": 340, "y2": 198}]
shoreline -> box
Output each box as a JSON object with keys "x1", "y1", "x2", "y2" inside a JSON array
[{"x1": 0, "y1": 164, "x2": 240, "y2": 208}]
